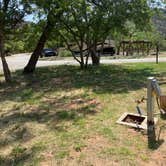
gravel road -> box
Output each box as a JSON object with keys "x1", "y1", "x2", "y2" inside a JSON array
[{"x1": 0, "y1": 53, "x2": 166, "y2": 73}]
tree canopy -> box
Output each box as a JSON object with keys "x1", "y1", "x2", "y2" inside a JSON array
[
  {"x1": 57, "y1": 0, "x2": 155, "y2": 68},
  {"x1": 0, "y1": 0, "x2": 32, "y2": 81}
]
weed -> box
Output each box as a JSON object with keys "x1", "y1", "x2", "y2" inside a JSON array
[
  {"x1": 55, "y1": 150, "x2": 69, "y2": 159},
  {"x1": 74, "y1": 142, "x2": 87, "y2": 152}
]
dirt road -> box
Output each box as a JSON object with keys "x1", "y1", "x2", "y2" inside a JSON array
[{"x1": 0, "y1": 53, "x2": 166, "y2": 73}]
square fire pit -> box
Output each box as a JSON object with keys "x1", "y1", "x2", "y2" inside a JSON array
[{"x1": 116, "y1": 112, "x2": 158, "y2": 130}]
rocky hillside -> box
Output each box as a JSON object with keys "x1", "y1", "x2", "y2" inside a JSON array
[{"x1": 153, "y1": 9, "x2": 166, "y2": 37}]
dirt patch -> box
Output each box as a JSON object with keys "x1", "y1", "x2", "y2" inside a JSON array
[
  {"x1": 57, "y1": 134, "x2": 114, "y2": 166},
  {"x1": 53, "y1": 77, "x2": 72, "y2": 89},
  {"x1": 148, "y1": 127, "x2": 166, "y2": 166},
  {"x1": 42, "y1": 92, "x2": 101, "y2": 119},
  {"x1": 150, "y1": 152, "x2": 166, "y2": 166}
]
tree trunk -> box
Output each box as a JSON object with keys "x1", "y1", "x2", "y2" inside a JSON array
[
  {"x1": 85, "y1": 52, "x2": 89, "y2": 68},
  {"x1": 91, "y1": 46, "x2": 100, "y2": 66},
  {"x1": 0, "y1": 31, "x2": 11, "y2": 82},
  {"x1": 80, "y1": 42, "x2": 85, "y2": 69},
  {"x1": 80, "y1": 55, "x2": 84, "y2": 69},
  {"x1": 117, "y1": 43, "x2": 121, "y2": 55},
  {"x1": 23, "y1": 23, "x2": 51, "y2": 74}
]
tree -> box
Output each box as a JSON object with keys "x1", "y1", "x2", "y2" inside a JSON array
[
  {"x1": 0, "y1": 0, "x2": 31, "y2": 82},
  {"x1": 23, "y1": 0, "x2": 68, "y2": 74},
  {"x1": 58, "y1": 0, "x2": 114, "y2": 68},
  {"x1": 58, "y1": 0, "x2": 154, "y2": 68},
  {"x1": 23, "y1": 0, "x2": 157, "y2": 72},
  {"x1": 57, "y1": 0, "x2": 90, "y2": 69}
]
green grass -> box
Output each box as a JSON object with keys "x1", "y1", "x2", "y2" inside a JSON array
[{"x1": 0, "y1": 63, "x2": 166, "y2": 165}]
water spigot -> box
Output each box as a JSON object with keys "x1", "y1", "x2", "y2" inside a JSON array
[{"x1": 135, "y1": 96, "x2": 147, "y2": 105}]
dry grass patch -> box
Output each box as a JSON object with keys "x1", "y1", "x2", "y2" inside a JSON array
[{"x1": 0, "y1": 64, "x2": 166, "y2": 165}]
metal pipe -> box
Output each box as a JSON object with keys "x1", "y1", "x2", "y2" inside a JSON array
[{"x1": 147, "y1": 77, "x2": 156, "y2": 147}]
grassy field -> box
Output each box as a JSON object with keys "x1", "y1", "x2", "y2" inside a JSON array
[{"x1": 0, "y1": 63, "x2": 166, "y2": 166}]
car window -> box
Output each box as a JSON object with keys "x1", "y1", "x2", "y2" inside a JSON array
[{"x1": 44, "y1": 48, "x2": 53, "y2": 52}]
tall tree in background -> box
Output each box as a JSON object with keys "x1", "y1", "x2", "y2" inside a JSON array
[
  {"x1": 57, "y1": 0, "x2": 90, "y2": 69},
  {"x1": 88, "y1": 0, "x2": 154, "y2": 65},
  {"x1": 0, "y1": 0, "x2": 31, "y2": 82},
  {"x1": 24, "y1": 0, "x2": 158, "y2": 72},
  {"x1": 23, "y1": 0, "x2": 69, "y2": 74},
  {"x1": 58, "y1": 0, "x2": 154, "y2": 68}
]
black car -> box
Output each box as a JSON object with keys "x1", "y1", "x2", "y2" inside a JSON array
[
  {"x1": 96, "y1": 47, "x2": 116, "y2": 56},
  {"x1": 41, "y1": 48, "x2": 57, "y2": 57},
  {"x1": 102, "y1": 47, "x2": 116, "y2": 56}
]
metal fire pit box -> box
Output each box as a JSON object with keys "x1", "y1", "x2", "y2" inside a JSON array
[{"x1": 116, "y1": 112, "x2": 158, "y2": 130}]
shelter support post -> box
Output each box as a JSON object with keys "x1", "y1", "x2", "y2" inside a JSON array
[{"x1": 147, "y1": 77, "x2": 156, "y2": 147}]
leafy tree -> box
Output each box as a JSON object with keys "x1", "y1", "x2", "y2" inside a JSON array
[
  {"x1": 58, "y1": 0, "x2": 154, "y2": 68},
  {"x1": 23, "y1": 0, "x2": 68, "y2": 74},
  {"x1": 0, "y1": 0, "x2": 31, "y2": 82},
  {"x1": 23, "y1": 0, "x2": 158, "y2": 72},
  {"x1": 5, "y1": 22, "x2": 30, "y2": 53},
  {"x1": 23, "y1": 21, "x2": 46, "y2": 52}
]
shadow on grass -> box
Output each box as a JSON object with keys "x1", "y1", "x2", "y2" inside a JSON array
[
  {"x1": 0, "y1": 91, "x2": 99, "y2": 165},
  {"x1": 0, "y1": 143, "x2": 45, "y2": 166},
  {"x1": 0, "y1": 64, "x2": 158, "y2": 132},
  {"x1": 0, "y1": 64, "x2": 161, "y2": 164},
  {"x1": 0, "y1": 92, "x2": 99, "y2": 128},
  {"x1": 0, "y1": 64, "x2": 156, "y2": 102},
  {"x1": 160, "y1": 113, "x2": 166, "y2": 120},
  {"x1": 148, "y1": 139, "x2": 165, "y2": 150}
]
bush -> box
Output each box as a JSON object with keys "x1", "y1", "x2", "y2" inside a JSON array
[{"x1": 59, "y1": 49, "x2": 72, "y2": 57}]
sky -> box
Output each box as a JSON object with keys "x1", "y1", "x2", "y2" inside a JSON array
[
  {"x1": 24, "y1": 14, "x2": 34, "y2": 22},
  {"x1": 24, "y1": 0, "x2": 165, "y2": 23}
]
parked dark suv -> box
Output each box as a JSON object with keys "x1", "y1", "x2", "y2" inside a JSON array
[
  {"x1": 41, "y1": 48, "x2": 58, "y2": 57},
  {"x1": 97, "y1": 46, "x2": 116, "y2": 56}
]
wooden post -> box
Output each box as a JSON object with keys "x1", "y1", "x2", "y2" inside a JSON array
[
  {"x1": 117, "y1": 42, "x2": 121, "y2": 55},
  {"x1": 138, "y1": 41, "x2": 140, "y2": 55},
  {"x1": 156, "y1": 43, "x2": 159, "y2": 64},
  {"x1": 147, "y1": 43, "x2": 150, "y2": 55},
  {"x1": 142, "y1": 41, "x2": 144, "y2": 55},
  {"x1": 122, "y1": 42, "x2": 125, "y2": 56},
  {"x1": 147, "y1": 77, "x2": 156, "y2": 148}
]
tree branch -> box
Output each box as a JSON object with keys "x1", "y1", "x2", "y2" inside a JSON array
[{"x1": 58, "y1": 31, "x2": 81, "y2": 64}]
